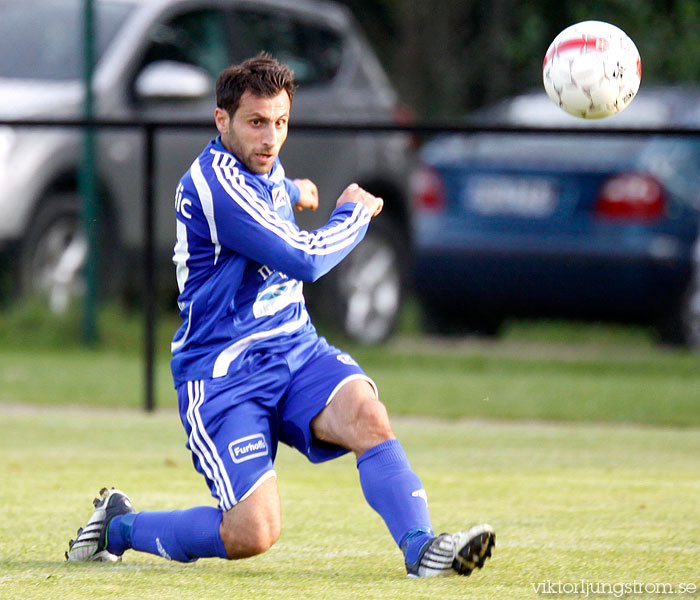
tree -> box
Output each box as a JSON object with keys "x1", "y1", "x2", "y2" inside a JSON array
[{"x1": 335, "y1": 0, "x2": 700, "y2": 118}]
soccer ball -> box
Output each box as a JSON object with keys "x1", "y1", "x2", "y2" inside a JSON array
[{"x1": 543, "y1": 20, "x2": 641, "y2": 119}]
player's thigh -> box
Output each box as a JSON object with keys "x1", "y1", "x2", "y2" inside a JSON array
[
  {"x1": 177, "y1": 375, "x2": 284, "y2": 511},
  {"x1": 312, "y1": 378, "x2": 395, "y2": 456},
  {"x1": 280, "y1": 339, "x2": 388, "y2": 459}
]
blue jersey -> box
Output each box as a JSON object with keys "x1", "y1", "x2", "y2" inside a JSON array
[{"x1": 170, "y1": 137, "x2": 371, "y2": 385}]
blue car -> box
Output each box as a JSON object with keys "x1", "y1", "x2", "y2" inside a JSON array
[{"x1": 410, "y1": 87, "x2": 700, "y2": 347}]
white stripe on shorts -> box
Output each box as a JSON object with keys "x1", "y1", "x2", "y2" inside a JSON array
[
  {"x1": 325, "y1": 374, "x2": 378, "y2": 406},
  {"x1": 239, "y1": 469, "x2": 277, "y2": 504},
  {"x1": 186, "y1": 380, "x2": 237, "y2": 510}
]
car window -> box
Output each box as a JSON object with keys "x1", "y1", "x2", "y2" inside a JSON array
[
  {"x1": 0, "y1": 0, "x2": 132, "y2": 80},
  {"x1": 139, "y1": 8, "x2": 230, "y2": 79},
  {"x1": 230, "y1": 9, "x2": 343, "y2": 86}
]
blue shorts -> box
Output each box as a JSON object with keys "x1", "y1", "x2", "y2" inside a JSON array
[{"x1": 176, "y1": 334, "x2": 375, "y2": 510}]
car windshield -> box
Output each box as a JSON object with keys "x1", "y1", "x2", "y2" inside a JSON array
[{"x1": 0, "y1": 0, "x2": 132, "y2": 80}]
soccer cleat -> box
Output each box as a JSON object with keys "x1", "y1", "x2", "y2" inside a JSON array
[
  {"x1": 405, "y1": 524, "x2": 495, "y2": 578},
  {"x1": 451, "y1": 524, "x2": 496, "y2": 576},
  {"x1": 65, "y1": 487, "x2": 135, "y2": 562}
]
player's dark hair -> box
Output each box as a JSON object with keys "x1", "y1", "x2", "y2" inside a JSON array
[{"x1": 216, "y1": 53, "x2": 296, "y2": 116}]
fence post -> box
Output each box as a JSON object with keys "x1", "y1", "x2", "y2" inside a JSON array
[
  {"x1": 144, "y1": 124, "x2": 156, "y2": 412},
  {"x1": 80, "y1": 0, "x2": 98, "y2": 344}
]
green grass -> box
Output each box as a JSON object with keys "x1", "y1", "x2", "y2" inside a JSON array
[
  {"x1": 354, "y1": 340, "x2": 700, "y2": 426},
  {"x1": 0, "y1": 410, "x2": 698, "y2": 600},
  {"x1": 0, "y1": 303, "x2": 698, "y2": 598},
  {"x1": 1, "y1": 303, "x2": 698, "y2": 425},
  {"x1": 2, "y1": 343, "x2": 698, "y2": 425}
]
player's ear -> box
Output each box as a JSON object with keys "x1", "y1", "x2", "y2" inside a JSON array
[{"x1": 215, "y1": 107, "x2": 230, "y2": 135}]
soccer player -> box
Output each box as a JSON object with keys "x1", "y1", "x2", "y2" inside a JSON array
[{"x1": 66, "y1": 54, "x2": 495, "y2": 578}]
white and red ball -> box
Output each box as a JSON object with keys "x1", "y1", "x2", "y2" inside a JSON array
[{"x1": 543, "y1": 20, "x2": 641, "y2": 119}]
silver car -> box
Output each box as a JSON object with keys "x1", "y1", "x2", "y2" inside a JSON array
[{"x1": 0, "y1": 0, "x2": 412, "y2": 343}]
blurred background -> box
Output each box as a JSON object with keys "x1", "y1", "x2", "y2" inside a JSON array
[
  {"x1": 1, "y1": 0, "x2": 699, "y2": 414},
  {"x1": 338, "y1": 0, "x2": 700, "y2": 117}
]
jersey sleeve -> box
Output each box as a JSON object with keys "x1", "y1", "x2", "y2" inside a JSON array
[
  {"x1": 188, "y1": 156, "x2": 371, "y2": 282},
  {"x1": 284, "y1": 178, "x2": 300, "y2": 206}
]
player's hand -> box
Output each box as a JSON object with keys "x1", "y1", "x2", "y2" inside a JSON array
[
  {"x1": 293, "y1": 178, "x2": 319, "y2": 212},
  {"x1": 336, "y1": 183, "x2": 383, "y2": 218}
]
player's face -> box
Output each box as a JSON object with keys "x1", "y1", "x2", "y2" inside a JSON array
[{"x1": 216, "y1": 90, "x2": 290, "y2": 174}]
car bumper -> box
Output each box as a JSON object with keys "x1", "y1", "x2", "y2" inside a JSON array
[{"x1": 413, "y1": 233, "x2": 693, "y2": 321}]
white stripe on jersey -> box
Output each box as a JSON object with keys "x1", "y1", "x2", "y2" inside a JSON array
[
  {"x1": 213, "y1": 152, "x2": 304, "y2": 241},
  {"x1": 173, "y1": 218, "x2": 190, "y2": 294},
  {"x1": 186, "y1": 380, "x2": 237, "y2": 509},
  {"x1": 219, "y1": 153, "x2": 369, "y2": 251},
  {"x1": 210, "y1": 150, "x2": 370, "y2": 255},
  {"x1": 216, "y1": 152, "x2": 367, "y2": 252},
  {"x1": 171, "y1": 301, "x2": 193, "y2": 352},
  {"x1": 191, "y1": 157, "x2": 222, "y2": 265},
  {"x1": 212, "y1": 313, "x2": 309, "y2": 378}
]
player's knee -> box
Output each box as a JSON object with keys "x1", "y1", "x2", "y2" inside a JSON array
[
  {"x1": 313, "y1": 380, "x2": 394, "y2": 455},
  {"x1": 352, "y1": 395, "x2": 392, "y2": 438},
  {"x1": 342, "y1": 394, "x2": 395, "y2": 455},
  {"x1": 220, "y1": 515, "x2": 280, "y2": 559},
  {"x1": 219, "y1": 478, "x2": 281, "y2": 559},
  {"x1": 239, "y1": 522, "x2": 280, "y2": 557}
]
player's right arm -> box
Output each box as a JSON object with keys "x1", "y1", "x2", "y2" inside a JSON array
[
  {"x1": 180, "y1": 160, "x2": 379, "y2": 283},
  {"x1": 336, "y1": 183, "x2": 383, "y2": 218}
]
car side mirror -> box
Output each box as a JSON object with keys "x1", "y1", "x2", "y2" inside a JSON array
[{"x1": 134, "y1": 61, "x2": 212, "y2": 101}]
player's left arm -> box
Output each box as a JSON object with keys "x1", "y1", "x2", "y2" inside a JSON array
[{"x1": 290, "y1": 178, "x2": 319, "y2": 212}]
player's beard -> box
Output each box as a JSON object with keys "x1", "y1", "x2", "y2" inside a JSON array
[
  {"x1": 227, "y1": 141, "x2": 279, "y2": 174},
  {"x1": 246, "y1": 149, "x2": 278, "y2": 173},
  {"x1": 221, "y1": 129, "x2": 284, "y2": 174}
]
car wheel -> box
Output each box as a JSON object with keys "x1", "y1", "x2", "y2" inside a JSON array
[
  {"x1": 18, "y1": 193, "x2": 118, "y2": 313},
  {"x1": 19, "y1": 194, "x2": 86, "y2": 313},
  {"x1": 320, "y1": 219, "x2": 406, "y2": 345}
]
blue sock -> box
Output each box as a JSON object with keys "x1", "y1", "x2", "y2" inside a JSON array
[
  {"x1": 400, "y1": 527, "x2": 434, "y2": 564},
  {"x1": 357, "y1": 439, "x2": 434, "y2": 561},
  {"x1": 106, "y1": 512, "x2": 136, "y2": 555},
  {"x1": 107, "y1": 506, "x2": 228, "y2": 562}
]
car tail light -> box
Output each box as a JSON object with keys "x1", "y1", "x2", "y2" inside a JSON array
[
  {"x1": 594, "y1": 172, "x2": 666, "y2": 221},
  {"x1": 411, "y1": 166, "x2": 445, "y2": 213}
]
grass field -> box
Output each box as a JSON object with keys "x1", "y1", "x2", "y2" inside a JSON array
[
  {"x1": 1, "y1": 409, "x2": 698, "y2": 600},
  {"x1": 0, "y1": 305, "x2": 698, "y2": 598},
  {"x1": 1, "y1": 303, "x2": 700, "y2": 426}
]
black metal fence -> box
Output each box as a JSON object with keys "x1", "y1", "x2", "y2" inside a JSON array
[{"x1": 2, "y1": 118, "x2": 699, "y2": 412}]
